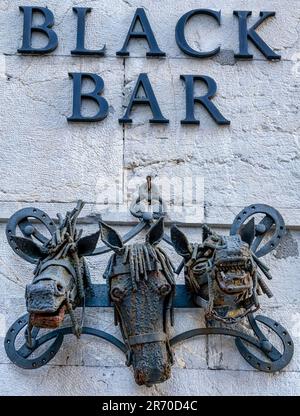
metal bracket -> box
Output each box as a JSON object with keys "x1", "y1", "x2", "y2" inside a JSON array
[
  {"x1": 3, "y1": 182, "x2": 295, "y2": 375},
  {"x1": 4, "y1": 284, "x2": 294, "y2": 373}
]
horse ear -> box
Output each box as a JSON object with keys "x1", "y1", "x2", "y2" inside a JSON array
[
  {"x1": 146, "y1": 217, "x2": 164, "y2": 246},
  {"x1": 9, "y1": 236, "x2": 46, "y2": 261},
  {"x1": 239, "y1": 218, "x2": 255, "y2": 247},
  {"x1": 77, "y1": 230, "x2": 101, "y2": 256},
  {"x1": 171, "y1": 225, "x2": 191, "y2": 258},
  {"x1": 99, "y1": 221, "x2": 124, "y2": 253}
]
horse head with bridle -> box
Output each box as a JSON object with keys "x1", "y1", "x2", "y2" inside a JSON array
[
  {"x1": 171, "y1": 221, "x2": 264, "y2": 324},
  {"x1": 100, "y1": 218, "x2": 176, "y2": 386},
  {"x1": 8, "y1": 201, "x2": 100, "y2": 337}
]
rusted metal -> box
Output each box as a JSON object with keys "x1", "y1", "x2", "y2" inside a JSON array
[
  {"x1": 101, "y1": 218, "x2": 175, "y2": 387},
  {"x1": 3, "y1": 183, "x2": 295, "y2": 384},
  {"x1": 6, "y1": 201, "x2": 100, "y2": 338}
]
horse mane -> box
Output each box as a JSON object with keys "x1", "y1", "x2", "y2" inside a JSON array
[
  {"x1": 33, "y1": 201, "x2": 91, "y2": 300},
  {"x1": 45, "y1": 200, "x2": 85, "y2": 255},
  {"x1": 105, "y1": 242, "x2": 176, "y2": 330},
  {"x1": 104, "y1": 242, "x2": 175, "y2": 291}
]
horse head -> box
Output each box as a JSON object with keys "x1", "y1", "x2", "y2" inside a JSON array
[
  {"x1": 171, "y1": 221, "x2": 260, "y2": 323},
  {"x1": 101, "y1": 218, "x2": 175, "y2": 386},
  {"x1": 7, "y1": 201, "x2": 100, "y2": 335}
]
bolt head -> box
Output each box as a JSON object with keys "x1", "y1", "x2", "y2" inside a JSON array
[
  {"x1": 256, "y1": 224, "x2": 267, "y2": 234},
  {"x1": 24, "y1": 225, "x2": 34, "y2": 236},
  {"x1": 143, "y1": 212, "x2": 153, "y2": 221}
]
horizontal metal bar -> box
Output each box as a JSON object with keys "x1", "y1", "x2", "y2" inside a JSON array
[
  {"x1": 1, "y1": 201, "x2": 299, "y2": 228},
  {"x1": 85, "y1": 284, "x2": 196, "y2": 308}
]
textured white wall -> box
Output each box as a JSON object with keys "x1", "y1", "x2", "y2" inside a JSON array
[{"x1": 0, "y1": 0, "x2": 299, "y2": 395}]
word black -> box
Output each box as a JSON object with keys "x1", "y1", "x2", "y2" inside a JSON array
[{"x1": 19, "y1": 6, "x2": 280, "y2": 60}]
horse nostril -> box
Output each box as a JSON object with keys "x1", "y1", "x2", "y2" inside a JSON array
[
  {"x1": 111, "y1": 287, "x2": 125, "y2": 302},
  {"x1": 56, "y1": 283, "x2": 65, "y2": 293},
  {"x1": 134, "y1": 370, "x2": 147, "y2": 386},
  {"x1": 158, "y1": 284, "x2": 171, "y2": 296}
]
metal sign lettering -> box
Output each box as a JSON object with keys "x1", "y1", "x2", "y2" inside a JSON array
[{"x1": 13, "y1": 6, "x2": 281, "y2": 125}]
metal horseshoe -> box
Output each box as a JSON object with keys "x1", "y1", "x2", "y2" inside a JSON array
[
  {"x1": 5, "y1": 314, "x2": 126, "y2": 370},
  {"x1": 4, "y1": 314, "x2": 64, "y2": 369},
  {"x1": 230, "y1": 204, "x2": 286, "y2": 257},
  {"x1": 235, "y1": 314, "x2": 294, "y2": 372},
  {"x1": 6, "y1": 207, "x2": 57, "y2": 263}
]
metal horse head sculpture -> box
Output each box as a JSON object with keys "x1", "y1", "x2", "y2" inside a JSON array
[
  {"x1": 100, "y1": 218, "x2": 175, "y2": 386},
  {"x1": 7, "y1": 201, "x2": 100, "y2": 337},
  {"x1": 171, "y1": 220, "x2": 274, "y2": 324},
  {"x1": 4, "y1": 199, "x2": 294, "y2": 378}
]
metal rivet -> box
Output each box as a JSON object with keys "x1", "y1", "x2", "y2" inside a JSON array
[
  {"x1": 24, "y1": 225, "x2": 34, "y2": 236},
  {"x1": 256, "y1": 224, "x2": 266, "y2": 234}
]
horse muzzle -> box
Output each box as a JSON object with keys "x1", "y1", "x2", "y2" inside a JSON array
[
  {"x1": 134, "y1": 363, "x2": 171, "y2": 387},
  {"x1": 26, "y1": 280, "x2": 67, "y2": 328},
  {"x1": 132, "y1": 342, "x2": 172, "y2": 387}
]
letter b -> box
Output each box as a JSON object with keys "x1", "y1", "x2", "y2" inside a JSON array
[
  {"x1": 18, "y1": 6, "x2": 58, "y2": 54},
  {"x1": 68, "y1": 73, "x2": 109, "y2": 122}
]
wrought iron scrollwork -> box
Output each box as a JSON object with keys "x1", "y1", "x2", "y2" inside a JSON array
[
  {"x1": 5, "y1": 313, "x2": 126, "y2": 370},
  {"x1": 3, "y1": 182, "x2": 295, "y2": 385},
  {"x1": 5, "y1": 292, "x2": 294, "y2": 374}
]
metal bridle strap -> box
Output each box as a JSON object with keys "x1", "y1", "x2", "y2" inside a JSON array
[
  {"x1": 129, "y1": 332, "x2": 167, "y2": 346},
  {"x1": 33, "y1": 260, "x2": 77, "y2": 283},
  {"x1": 194, "y1": 295, "x2": 209, "y2": 309},
  {"x1": 34, "y1": 259, "x2": 85, "y2": 337},
  {"x1": 110, "y1": 261, "x2": 163, "y2": 277}
]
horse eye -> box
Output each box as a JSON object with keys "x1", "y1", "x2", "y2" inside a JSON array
[
  {"x1": 245, "y1": 260, "x2": 253, "y2": 272},
  {"x1": 111, "y1": 287, "x2": 126, "y2": 302},
  {"x1": 158, "y1": 284, "x2": 171, "y2": 296}
]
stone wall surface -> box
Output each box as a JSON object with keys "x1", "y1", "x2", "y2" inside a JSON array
[{"x1": 0, "y1": 0, "x2": 299, "y2": 395}]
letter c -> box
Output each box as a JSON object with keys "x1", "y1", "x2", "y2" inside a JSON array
[{"x1": 175, "y1": 9, "x2": 221, "y2": 58}]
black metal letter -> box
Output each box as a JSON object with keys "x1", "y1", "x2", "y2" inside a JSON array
[
  {"x1": 116, "y1": 8, "x2": 165, "y2": 57},
  {"x1": 119, "y1": 73, "x2": 168, "y2": 124},
  {"x1": 176, "y1": 9, "x2": 221, "y2": 58},
  {"x1": 181, "y1": 75, "x2": 230, "y2": 125},
  {"x1": 71, "y1": 7, "x2": 105, "y2": 56},
  {"x1": 68, "y1": 73, "x2": 109, "y2": 122},
  {"x1": 18, "y1": 6, "x2": 58, "y2": 54},
  {"x1": 233, "y1": 11, "x2": 281, "y2": 60}
]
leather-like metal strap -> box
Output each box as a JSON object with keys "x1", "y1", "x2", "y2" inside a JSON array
[
  {"x1": 111, "y1": 261, "x2": 162, "y2": 277},
  {"x1": 129, "y1": 332, "x2": 167, "y2": 346},
  {"x1": 33, "y1": 260, "x2": 77, "y2": 283},
  {"x1": 194, "y1": 295, "x2": 209, "y2": 309}
]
